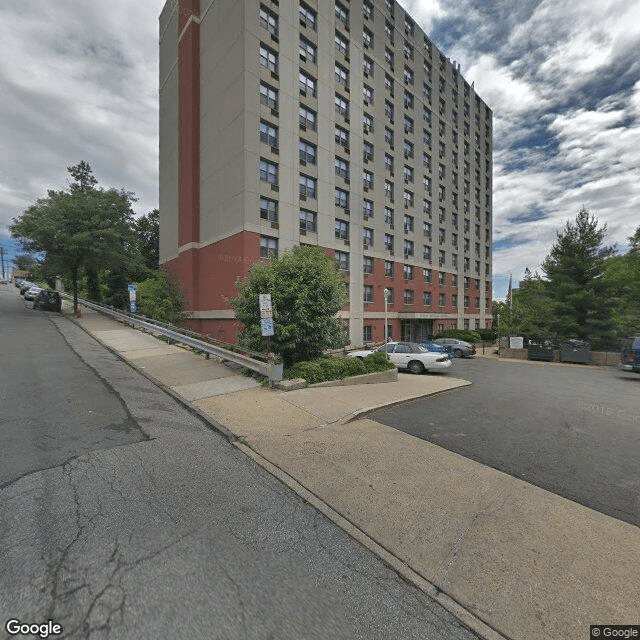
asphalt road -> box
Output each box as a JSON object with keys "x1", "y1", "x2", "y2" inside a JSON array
[
  {"x1": 0, "y1": 284, "x2": 479, "y2": 640},
  {"x1": 372, "y1": 356, "x2": 640, "y2": 527}
]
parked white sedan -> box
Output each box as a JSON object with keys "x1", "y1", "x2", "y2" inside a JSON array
[{"x1": 348, "y1": 341, "x2": 452, "y2": 375}]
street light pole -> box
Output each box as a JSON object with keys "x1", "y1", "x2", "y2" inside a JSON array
[
  {"x1": 497, "y1": 313, "x2": 501, "y2": 357},
  {"x1": 383, "y1": 288, "x2": 389, "y2": 346}
]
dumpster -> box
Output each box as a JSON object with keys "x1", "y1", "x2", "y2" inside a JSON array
[
  {"x1": 561, "y1": 339, "x2": 590, "y2": 363},
  {"x1": 527, "y1": 344, "x2": 554, "y2": 361}
]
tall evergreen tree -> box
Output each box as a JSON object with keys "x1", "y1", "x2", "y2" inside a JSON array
[{"x1": 541, "y1": 208, "x2": 615, "y2": 345}]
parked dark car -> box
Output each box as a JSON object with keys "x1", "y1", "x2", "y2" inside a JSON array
[
  {"x1": 433, "y1": 338, "x2": 476, "y2": 358},
  {"x1": 620, "y1": 335, "x2": 640, "y2": 373},
  {"x1": 33, "y1": 289, "x2": 62, "y2": 312}
]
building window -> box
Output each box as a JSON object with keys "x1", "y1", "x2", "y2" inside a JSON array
[
  {"x1": 260, "y1": 82, "x2": 278, "y2": 110},
  {"x1": 299, "y1": 36, "x2": 317, "y2": 63},
  {"x1": 384, "y1": 260, "x2": 394, "y2": 277},
  {"x1": 363, "y1": 141, "x2": 374, "y2": 162},
  {"x1": 260, "y1": 5, "x2": 278, "y2": 36},
  {"x1": 299, "y1": 174, "x2": 317, "y2": 199},
  {"x1": 363, "y1": 171, "x2": 373, "y2": 190},
  {"x1": 299, "y1": 209, "x2": 316, "y2": 232},
  {"x1": 423, "y1": 244, "x2": 432, "y2": 261},
  {"x1": 299, "y1": 3, "x2": 317, "y2": 30},
  {"x1": 335, "y1": 94, "x2": 349, "y2": 118},
  {"x1": 404, "y1": 264, "x2": 414, "y2": 280},
  {"x1": 335, "y1": 31, "x2": 349, "y2": 57},
  {"x1": 335, "y1": 250, "x2": 349, "y2": 271},
  {"x1": 335, "y1": 157, "x2": 349, "y2": 180},
  {"x1": 423, "y1": 291, "x2": 432, "y2": 305},
  {"x1": 259, "y1": 43, "x2": 278, "y2": 74},
  {"x1": 384, "y1": 99, "x2": 394, "y2": 121},
  {"x1": 363, "y1": 0, "x2": 373, "y2": 20},
  {"x1": 439, "y1": 227, "x2": 446, "y2": 244},
  {"x1": 404, "y1": 214, "x2": 414, "y2": 232},
  {"x1": 299, "y1": 105, "x2": 317, "y2": 131},
  {"x1": 299, "y1": 140, "x2": 316, "y2": 165},
  {"x1": 384, "y1": 126, "x2": 394, "y2": 146},
  {"x1": 335, "y1": 63, "x2": 349, "y2": 89},
  {"x1": 363, "y1": 255, "x2": 373, "y2": 274},
  {"x1": 259, "y1": 158, "x2": 278, "y2": 185},
  {"x1": 384, "y1": 233, "x2": 394, "y2": 251},
  {"x1": 439, "y1": 271, "x2": 446, "y2": 286},
  {"x1": 385, "y1": 74, "x2": 394, "y2": 95},
  {"x1": 259, "y1": 120, "x2": 278, "y2": 148},
  {"x1": 403, "y1": 166, "x2": 414, "y2": 184},
  {"x1": 464, "y1": 296, "x2": 470, "y2": 308},
  {"x1": 385, "y1": 47, "x2": 394, "y2": 68},
  {"x1": 439, "y1": 293, "x2": 446, "y2": 307},
  {"x1": 335, "y1": 2, "x2": 349, "y2": 29},
  {"x1": 363, "y1": 112, "x2": 373, "y2": 134},
  {"x1": 363, "y1": 85, "x2": 374, "y2": 106},
  {"x1": 384, "y1": 180, "x2": 394, "y2": 201},
  {"x1": 423, "y1": 268, "x2": 432, "y2": 283},
  {"x1": 385, "y1": 206, "x2": 394, "y2": 226},
  {"x1": 403, "y1": 239, "x2": 414, "y2": 257},
  {"x1": 404, "y1": 90, "x2": 414, "y2": 109},
  {"x1": 363, "y1": 285, "x2": 374, "y2": 302},
  {"x1": 404, "y1": 66, "x2": 414, "y2": 85},
  {"x1": 384, "y1": 153, "x2": 394, "y2": 173},
  {"x1": 260, "y1": 197, "x2": 278, "y2": 222},
  {"x1": 452, "y1": 294, "x2": 458, "y2": 306},
  {"x1": 335, "y1": 187, "x2": 349, "y2": 209},
  {"x1": 403, "y1": 140, "x2": 414, "y2": 159},
  {"x1": 260, "y1": 235, "x2": 278, "y2": 258},
  {"x1": 335, "y1": 125, "x2": 349, "y2": 149},
  {"x1": 335, "y1": 218, "x2": 349, "y2": 240},
  {"x1": 363, "y1": 325, "x2": 373, "y2": 342},
  {"x1": 363, "y1": 56, "x2": 373, "y2": 78},
  {"x1": 386, "y1": 288, "x2": 394, "y2": 305},
  {"x1": 404, "y1": 115, "x2": 414, "y2": 134},
  {"x1": 363, "y1": 27, "x2": 373, "y2": 49},
  {"x1": 439, "y1": 249, "x2": 446, "y2": 267},
  {"x1": 404, "y1": 290, "x2": 414, "y2": 305},
  {"x1": 299, "y1": 71, "x2": 316, "y2": 97}
]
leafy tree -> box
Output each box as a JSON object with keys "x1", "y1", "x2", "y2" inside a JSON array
[
  {"x1": 540, "y1": 208, "x2": 615, "y2": 346},
  {"x1": 230, "y1": 246, "x2": 349, "y2": 367},
  {"x1": 136, "y1": 268, "x2": 187, "y2": 324},
  {"x1": 135, "y1": 208, "x2": 159, "y2": 272},
  {"x1": 10, "y1": 162, "x2": 138, "y2": 315}
]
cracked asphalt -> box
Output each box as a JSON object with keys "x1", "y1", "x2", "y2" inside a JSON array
[{"x1": 0, "y1": 285, "x2": 480, "y2": 640}]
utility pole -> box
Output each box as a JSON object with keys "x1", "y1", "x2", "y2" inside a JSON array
[{"x1": 0, "y1": 247, "x2": 5, "y2": 280}]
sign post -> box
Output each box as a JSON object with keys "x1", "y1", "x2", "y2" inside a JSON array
[
  {"x1": 259, "y1": 293, "x2": 274, "y2": 353},
  {"x1": 128, "y1": 284, "x2": 137, "y2": 314}
]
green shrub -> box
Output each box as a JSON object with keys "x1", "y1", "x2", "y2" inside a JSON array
[{"x1": 284, "y1": 353, "x2": 394, "y2": 385}]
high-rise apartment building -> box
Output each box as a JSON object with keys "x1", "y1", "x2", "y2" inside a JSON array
[{"x1": 159, "y1": 0, "x2": 493, "y2": 346}]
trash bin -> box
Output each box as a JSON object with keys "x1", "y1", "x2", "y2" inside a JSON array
[
  {"x1": 561, "y1": 340, "x2": 590, "y2": 364},
  {"x1": 527, "y1": 344, "x2": 554, "y2": 361}
]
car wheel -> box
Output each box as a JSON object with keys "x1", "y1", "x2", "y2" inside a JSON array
[
  {"x1": 408, "y1": 360, "x2": 424, "y2": 375},
  {"x1": 453, "y1": 348, "x2": 463, "y2": 358}
]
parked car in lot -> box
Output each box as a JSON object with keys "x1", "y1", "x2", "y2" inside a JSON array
[
  {"x1": 348, "y1": 341, "x2": 452, "y2": 375},
  {"x1": 19, "y1": 281, "x2": 35, "y2": 295},
  {"x1": 433, "y1": 338, "x2": 476, "y2": 358},
  {"x1": 620, "y1": 335, "x2": 640, "y2": 373},
  {"x1": 33, "y1": 289, "x2": 62, "y2": 312},
  {"x1": 23, "y1": 286, "x2": 42, "y2": 301},
  {"x1": 420, "y1": 340, "x2": 453, "y2": 356}
]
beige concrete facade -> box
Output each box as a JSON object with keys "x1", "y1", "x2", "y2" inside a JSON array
[{"x1": 159, "y1": 0, "x2": 493, "y2": 345}]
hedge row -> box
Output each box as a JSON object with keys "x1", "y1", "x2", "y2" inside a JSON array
[{"x1": 284, "y1": 352, "x2": 394, "y2": 385}]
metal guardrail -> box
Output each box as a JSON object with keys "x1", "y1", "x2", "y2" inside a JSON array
[{"x1": 62, "y1": 294, "x2": 283, "y2": 382}]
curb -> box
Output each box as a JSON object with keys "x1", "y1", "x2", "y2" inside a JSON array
[{"x1": 234, "y1": 441, "x2": 508, "y2": 640}]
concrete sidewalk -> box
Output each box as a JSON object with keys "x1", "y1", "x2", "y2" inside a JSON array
[{"x1": 69, "y1": 308, "x2": 640, "y2": 640}]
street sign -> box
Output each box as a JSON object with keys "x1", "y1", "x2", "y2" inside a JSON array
[
  {"x1": 261, "y1": 317, "x2": 274, "y2": 336},
  {"x1": 259, "y1": 293, "x2": 272, "y2": 319},
  {"x1": 130, "y1": 301, "x2": 137, "y2": 313}
]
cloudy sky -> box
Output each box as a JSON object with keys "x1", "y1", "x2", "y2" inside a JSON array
[{"x1": 1, "y1": 1, "x2": 639, "y2": 298}]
